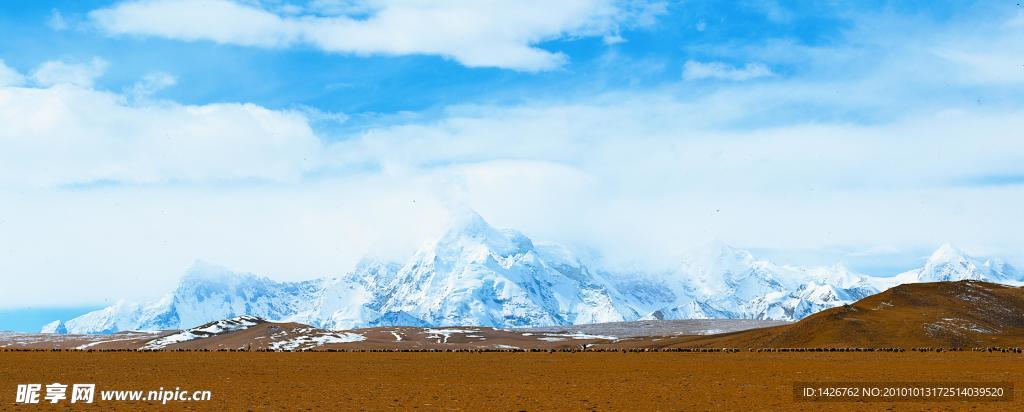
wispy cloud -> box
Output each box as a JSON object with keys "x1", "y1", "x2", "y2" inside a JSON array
[
  {"x1": 30, "y1": 57, "x2": 108, "y2": 88},
  {"x1": 47, "y1": 8, "x2": 69, "y2": 31},
  {"x1": 682, "y1": 60, "x2": 775, "y2": 81},
  {"x1": 88, "y1": 0, "x2": 666, "y2": 71},
  {"x1": 125, "y1": 71, "x2": 176, "y2": 98}
]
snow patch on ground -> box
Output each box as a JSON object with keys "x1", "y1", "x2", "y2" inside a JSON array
[
  {"x1": 141, "y1": 331, "x2": 202, "y2": 350},
  {"x1": 542, "y1": 332, "x2": 616, "y2": 340},
  {"x1": 269, "y1": 333, "x2": 365, "y2": 351},
  {"x1": 0, "y1": 331, "x2": 160, "y2": 349},
  {"x1": 141, "y1": 316, "x2": 263, "y2": 350},
  {"x1": 421, "y1": 328, "x2": 482, "y2": 343},
  {"x1": 924, "y1": 318, "x2": 999, "y2": 338},
  {"x1": 73, "y1": 334, "x2": 161, "y2": 350}
]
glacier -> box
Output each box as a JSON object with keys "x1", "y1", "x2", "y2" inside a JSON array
[{"x1": 49, "y1": 211, "x2": 1024, "y2": 334}]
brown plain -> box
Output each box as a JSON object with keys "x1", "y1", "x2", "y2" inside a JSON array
[{"x1": 2, "y1": 351, "x2": 1022, "y2": 411}]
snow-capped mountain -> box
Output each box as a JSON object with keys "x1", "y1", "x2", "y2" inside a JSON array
[
  {"x1": 50, "y1": 211, "x2": 1024, "y2": 333},
  {"x1": 904, "y1": 243, "x2": 1021, "y2": 283},
  {"x1": 40, "y1": 320, "x2": 67, "y2": 334},
  {"x1": 617, "y1": 244, "x2": 879, "y2": 321},
  {"x1": 56, "y1": 263, "x2": 328, "y2": 334},
  {"x1": 375, "y1": 210, "x2": 636, "y2": 327}
]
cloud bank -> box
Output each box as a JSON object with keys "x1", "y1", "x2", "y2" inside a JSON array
[{"x1": 0, "y1": 67, "x2": 321, "y2": 188}]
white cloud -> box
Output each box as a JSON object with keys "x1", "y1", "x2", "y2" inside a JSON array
[
  {"x1": 0, "y1": 59, "x2": 24, "y2": 86},
  {"x1": 91, "y1": 0, "x2": 299, "y2": 47},
  {"x1": 310, "y1": 90, "x2": 1024, "y2": 269},
  {"x1": 126, "y1": 71, "x2": 177, "y2": 97},
  {"x1": 803, "y1": 6, "x2": 1024, "y2": 88},
  {"x1": 88, "y1": 0, "x2": 666, "y2": 71},
  {"x1": 335, "y1": 96, "x2": 1024, "y2": 193},
  {"x1": 682, "y1": 60, "x2": 775, "y2": 81},
  {"x1": 0, "y1": 78, "x2": 322, "y2": 188},
  {"x1": 31, "y1": 57, "x2": 109, "y2": 88}
]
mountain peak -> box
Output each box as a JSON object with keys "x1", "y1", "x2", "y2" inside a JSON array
[
  {"x1": 434, "y1": 208, "x2": 533, "y2": 257},
  {"x1": 918, "y1": 243, "x2": 984, "y2": 282},
  {"x1": 40, "y1": 320, "x2": 67, "y2": 334},
  {"x1": 442, "y1": 207, "x2": 496, "y2": 239},
  {"x1": 927, "y1": 243, "x2": 967, "y2": 264}
]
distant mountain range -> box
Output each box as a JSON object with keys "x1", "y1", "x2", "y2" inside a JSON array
[{"x1": 43, "y1": 210, "x2": 1024, "y2": 334}]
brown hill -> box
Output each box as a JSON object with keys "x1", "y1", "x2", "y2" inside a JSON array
[{"x1": 641, "y1": 280, "x2": 1024, "y2": 349}]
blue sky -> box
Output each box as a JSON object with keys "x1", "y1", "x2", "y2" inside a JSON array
[{"x1": 1, "y1": 1, "x2": 1023, "y2": 327}]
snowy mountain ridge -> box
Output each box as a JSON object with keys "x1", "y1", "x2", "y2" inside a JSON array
[{"x1": 50, "y1": 211, "x2": 1024, "y2": 333}]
